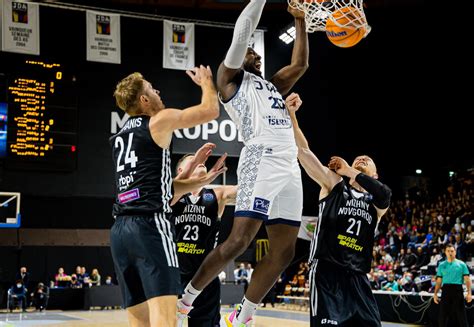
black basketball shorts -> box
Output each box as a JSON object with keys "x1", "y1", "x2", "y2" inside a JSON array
[
  {"x1": 309, "y1": 259, "x2": 381, "y2": 327},
  {"x1": 110, "y1": 214, "x2": 180, "y2": 308}
]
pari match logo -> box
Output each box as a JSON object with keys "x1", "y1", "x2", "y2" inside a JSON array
[
  {"x1": 96, "y1": 15, "x2": 111, "y2": 35},
  {"x1": 12, "y1": 2, "x2": 28, "y2": 24}
]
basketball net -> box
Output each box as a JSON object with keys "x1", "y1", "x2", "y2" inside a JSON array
[{"x1": 289, "y1": 0, "x2": 371, "y2": 35}]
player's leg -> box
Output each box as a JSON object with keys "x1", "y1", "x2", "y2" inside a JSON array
[
  {"x1": 351, "y1": 272, "x2": 381, "y2": 327},
  {"x1": 147, "y1": 295, "x2": 178, "y2": 327},
  {"x1": 127, "y1": 301, "x2": 150, "y2": 327},
  {"x1": 190, "y1": 217, "x2": 262, "y2": 291},
  {"x1": 231, "y1": 161, "x2": 303, "y2": 324},
  {"x1": 187, "y1": 278, "x2": 221, "y2": 327},
  {"x1": 309, "y1": 261, "x2": 350, "y2": 327},
  {"x1": 245, "y1": 223, "x2": 299, "y2": 302}
]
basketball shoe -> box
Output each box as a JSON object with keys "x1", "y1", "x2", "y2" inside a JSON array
[
  {"x1": 220, "y1": 305, "x2": 252, "y2": 326},
  {"x1": 177, "y1": 299, "x2": 193, "y2": 327}
]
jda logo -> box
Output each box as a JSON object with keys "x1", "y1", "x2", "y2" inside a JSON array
[{"x1": 111, "y1": 112, "x2": 243, "y2": 142}]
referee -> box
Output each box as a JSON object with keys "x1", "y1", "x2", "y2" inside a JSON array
[{"x1": 434, "y1": 243, "x2": 472, "y2": 327}]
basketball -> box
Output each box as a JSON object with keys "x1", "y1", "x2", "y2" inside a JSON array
[{"x1": 325, "y1": 6, "x2": 366, "y2": 48}]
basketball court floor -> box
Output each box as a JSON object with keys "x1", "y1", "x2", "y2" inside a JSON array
[{"x1": 0, "y1": 308, "x2": 425, "y2": 326}]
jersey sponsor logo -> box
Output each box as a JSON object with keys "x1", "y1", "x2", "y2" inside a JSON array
[
  {"x1": 253, "y1": 197, "x2": 270, "y2": 214},
  {"x1": 264, "y1": 115, "x2": 291, "y2": 128},
  {"x1": 118, "y1": 171, "x2": 136, "y2": 191},
  {"x1": 337, "y1": 234, "x2": 363, "y2": 252},
  {"x1": 177, "y1": 242, "x2": 205, "y2": 255},
  {"x1": 321, "y1": 318, "x2": 338, "y2": 325},
  {"x1": 202, "y1": 192, "x2": 214, "y2": 202},
  {"x1": 118, "y1": 188, "x2": 140, "y2": 204}
]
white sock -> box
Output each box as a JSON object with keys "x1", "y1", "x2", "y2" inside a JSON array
[
  {"x1": 236, "y1": 296, "x2": 258, "y2": 323},
  {"x1": 181, "y1": 282, "x2": 202, "y2": 306}
]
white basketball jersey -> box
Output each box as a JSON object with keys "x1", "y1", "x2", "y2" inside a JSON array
[{"x1": 220, "y1": 71, "x2": 295, "y2": 145}]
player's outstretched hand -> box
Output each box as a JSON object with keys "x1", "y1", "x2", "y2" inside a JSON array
[
  {"x1": 285, "y1": 92, "x2": 303, "y2": 113},
  {"x1": 194, "y1": 143, "x2": 216, "y2": 166},
  {"x1": 328, "y1": 156, "x2": 351, "y2": 176},
  {"x1": 186, "y1": 65, "x2": 214, "y2": 87},
  {"x1": 201, "y1": 153, "x2": 228, "y2": 186}
]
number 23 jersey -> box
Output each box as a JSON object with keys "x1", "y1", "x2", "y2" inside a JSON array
[
  {"x1": 173, "y1": 189, "x2": 220, "y2": 275},
  {"x1": 109, "y1": 115, "x2": 173, "y2": 217},
  {"x1": 309, "y1": 180, "x2": 379, "y2": 273}
]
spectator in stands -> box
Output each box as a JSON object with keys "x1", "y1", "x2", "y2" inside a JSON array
[
  {"x1": 434, "y1": 243, "x2": 471, "y2": 327},
  {"x1": 234, "y1": 263, "x2": 249, "y2": 290},
  {"x1": 245, "y1": 263, "x2": 254, "y2": 283},
  {"x1": 9, "y1": 280, "x2": 27, "y2": 312},
  {"x1": 16, "y1": 267, "x2": 30, "y2": 289},
  {"x1": 54, "y1": 267, "x2": 70, "y2": 287},
  {"x1": 81, "y1": 267, "x2": 90, "y2": 287},
  {"x1": 414, "y1": 246, "x2": 429, "y2": 272},
  {"x1": 75, "y1": 266, "x2": 84, "y2": 284},
  {"x1": 455, "y1": 234, "x2": 467, "y2": 261},
  {"x1": 429, "y1": 247, "x2": 442, "y2": 267},
  {"x1": 70, "y1": 274, "x2": 82, "y2": 288},
  {"x1": 438, "y1": 229, "x2": 448, "y2": 245},
  {"x1": 31, "y1": 282, "x2": 48, "y2": 311},
  {"x1": 465, "y1": 225, "x2": 474, "y2": 256},
  {"x1": 381, "y1": 274, "x2": 399, "y2": 292},
  {"x1": 218, "y1": 271, "x2": 226, "y2": 284},
  {"x1": 89, "y1": 268, "x2": 101, "y2": 286},
  {"x1": 401, "y1": 247, "x2": 417, "y2": 272},
  {"x1": 400, "y1": 273, "x2": 418, "y2": 292},
  {"x1": 104, "y1": 276, "x2": 114, "y2": 286}
]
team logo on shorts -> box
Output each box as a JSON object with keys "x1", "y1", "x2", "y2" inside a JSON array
[
  {"x1": 203, "y1": 192, "x2": 214, "y2": 202},
  {"x1": 321, "y1": 318, "x2": 338, "y2": 325},
  {"x1": 253, "y1": 197, "x2": 270, "y2": 214}
]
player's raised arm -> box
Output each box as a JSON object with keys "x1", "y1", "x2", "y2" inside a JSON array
[
  {"x1": 286, "y1": 93, "x2": 341, "y2": 194},
  {"x1": 270, "y1": 2, "x2": 309, "y2": 96},
  {"x1": 150, "y1": 65, "x2": 219, "y2": 148},
  {"x1": 217, "y1": 0, "x2": 266, "y2": 101}
]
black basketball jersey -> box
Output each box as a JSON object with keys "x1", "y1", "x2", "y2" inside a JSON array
[
  {"x1": 109, "y1": 115, "x2": 172, "y2": 217},
  {"x1": 309, "y1": 180, "x2": 378, "y2": 273},
  {"x1": 173, "y1": 188, "x2": 219, "y2": 275}
]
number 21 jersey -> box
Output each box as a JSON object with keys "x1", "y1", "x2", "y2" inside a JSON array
[
  {"x1": 309, "y1": 180, "x2": 378, "y2": 273},
  {"x1": 109, "y1": 115, "x2": 172, "y2": 217}
]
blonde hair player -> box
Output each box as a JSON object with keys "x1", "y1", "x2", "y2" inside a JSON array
[
  {"x1": 110, "y1": 67, "x2": 227, "y2": 327},
  {"x1": 177, "y1": 0, "x2": 310, "y2": 326}
]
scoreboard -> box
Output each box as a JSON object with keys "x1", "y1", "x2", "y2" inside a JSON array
[{"x1": 0, "y1": 58, "x2": 77, "y2": 171}]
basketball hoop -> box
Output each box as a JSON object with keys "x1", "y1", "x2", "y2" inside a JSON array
[{"x1": 289, "y1": 0, "x2": 371, "y2": 36}]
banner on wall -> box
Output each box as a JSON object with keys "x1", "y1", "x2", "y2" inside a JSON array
[
  {"x1": 249, "y1": 29, "x2": 265, "y2": 77},
  {"x1": 163, "y1": 20, "x2": 195, "y2": 71},
  {"x1": 86, "y1": 10, "x2": 121, "y2": 64},
  {"x1": 1, "y1": 0, "x2": 40, "y2": 55}
]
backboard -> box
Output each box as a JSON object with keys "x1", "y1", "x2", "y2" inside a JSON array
[{"x1": 0, "y1": 192, "x2": 21, "y2": 228}]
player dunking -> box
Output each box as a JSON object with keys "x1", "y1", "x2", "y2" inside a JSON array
[
  {"x1": 177, "y1": 0, "x2": 309, "y2": 326},
  {"x1": 173, "y1": 146, "x2": 237, "y2": 327},
  {"x1": 286, "y1": 93, "x2": 392, "y2": 327},
  {"x1": 110, "y1": 67, "x2": 226, "y2": 327}
]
